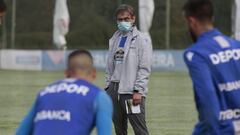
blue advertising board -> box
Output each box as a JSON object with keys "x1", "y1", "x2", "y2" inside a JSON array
[
  {"x1": 152, "y1": 50, "x2": 187, "y2": 71},
  {"x1": 42, "y1": 51, "x2": 69, "y2": 71},
  {"x1": 41, "y1": 50, "x2": 187, "y2": 71},
  {"x1": 0, "y1": 50, "x2": 187, "y2": 71}
]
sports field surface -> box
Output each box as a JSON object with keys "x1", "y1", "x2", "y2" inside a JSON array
[{"x1": 0, "y1": 70, "x2": 197, "y2": 135}]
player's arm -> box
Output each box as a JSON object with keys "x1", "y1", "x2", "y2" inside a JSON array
[
  {"x1": 94, "y1": 91, "x2": 113, "y2": 135},
  {"x1": 15, "y1": 100, "x2": 37, "y2": 135},
  {"x1": 184, "y1": 51, "x2": 221, "y2": 135},
  {"x1": 134, "y1": 37, "x2": 153, "y2": 94}
]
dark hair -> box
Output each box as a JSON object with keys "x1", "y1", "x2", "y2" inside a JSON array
[
  {"x1": 183, "y1": 0, "x2": 213, "y2": 22},
  {"x1": 0, "y1": 0, "x2": 6, "y2": 13},
  {"x1": 68, "y1": 49, "x2": 93, "y2": 64},
  {"x1": 115, "y1": 4, "x2": 135, "y2": 17}
]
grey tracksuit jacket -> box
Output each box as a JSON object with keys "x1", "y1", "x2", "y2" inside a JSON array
[{"x1": 105, "y1": 27, "x2": 153, "y2": 96}]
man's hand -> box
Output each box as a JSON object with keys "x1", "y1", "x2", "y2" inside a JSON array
[{"x1": 132, "y1": 92, "x2": 142, "y2": 106}]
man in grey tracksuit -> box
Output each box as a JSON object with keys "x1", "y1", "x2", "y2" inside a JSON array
[{"x1": 105, "y1": 4, "x2": 152, "y2": 135}]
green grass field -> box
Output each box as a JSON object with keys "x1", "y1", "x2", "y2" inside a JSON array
[{"x1": 0, "y1": 70, "x2": 197, "y2": 135}]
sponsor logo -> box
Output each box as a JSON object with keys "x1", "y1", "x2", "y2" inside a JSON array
[
  {"x1": 209, "y1": 49, "x2": 240, "y2": 65},
  {"x1": 40, "y1": 83, "x2": 89, "y2": 96},
  {"x1": 186, "y1": 52, "x2": 194, "y2": 62},
  {"x1": 91, "y1": 52, "x2": 107, "y2": 69},
  {"x1": 218, "y1": 80, "x2": 240, "y2": 92},
  {"x1": 219, "y1": 109, "x2": 240, "y2": 121},
  {"x1": 35, "y1": 110, "x2": 71, "y2": 122},
  {"x1": 16, "y1": 56, "x2": 40, "y2": 65},
  {"x1": 47, "y1": 51, "x2": 65, "y2": 65},
  {"x1": 152, "y1": 53, "x2": 175, "y2": 68},
  {"x1": 214, "y1": 36, "x2": 230, "y2": 48}
]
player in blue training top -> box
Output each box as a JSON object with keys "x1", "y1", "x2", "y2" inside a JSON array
[
  {"x1": 16, "y1": 50, "x2": 113, "y2": 135},
  {"x1": 183, "y1": 0, "x2": 240, "y2": 135}
]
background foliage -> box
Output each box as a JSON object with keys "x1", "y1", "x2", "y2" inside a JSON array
[{"x1": 3, "y1": 0, "x2": 231, "y2": 49}]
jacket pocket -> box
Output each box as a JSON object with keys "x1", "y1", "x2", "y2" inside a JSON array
[{"x1": 129, "y1": 46, "x2": 137, "y2": 56}]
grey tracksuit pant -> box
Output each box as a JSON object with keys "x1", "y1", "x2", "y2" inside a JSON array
[{"x1": 106, "y1": 82, "x2": 149, "y2": 135}]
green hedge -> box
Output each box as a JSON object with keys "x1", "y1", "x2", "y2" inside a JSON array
[{"x1": 4, "y1": 0, "x2": 231, "y2": 49}]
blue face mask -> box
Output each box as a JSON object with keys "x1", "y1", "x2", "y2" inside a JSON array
[{"x1": 117, "y1": 21, "x2": 132, "y2": 32}]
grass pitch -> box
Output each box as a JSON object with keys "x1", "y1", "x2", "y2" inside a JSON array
[{"x1": 0, "y1": 70, "x2": 197, "y2": 135}]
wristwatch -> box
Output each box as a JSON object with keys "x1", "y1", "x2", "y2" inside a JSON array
[
  {"x1": 104, "y1": 87, "x2": 109, "y2": 91},
  {"x1": 133, "y1": 90, "x2": 139, "y2": 93}
]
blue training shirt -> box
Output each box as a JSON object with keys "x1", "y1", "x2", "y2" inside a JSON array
[
  {"x1": 16, "y1": 78, "x2": 113, "y2": 135},
  {"x1": 184, "y1": 29, "x2": 240, "y2": 135}
]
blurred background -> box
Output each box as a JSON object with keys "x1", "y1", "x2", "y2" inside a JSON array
[{"x1": 0, "y1": 0, "x2": 232, "y2": 50}]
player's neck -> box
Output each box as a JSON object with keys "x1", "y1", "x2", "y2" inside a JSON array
[
  {"x1": 69, "y1": 74, "x2": 93, "y2": 83},
  {"x1": 197, "y1": 24, "x2": 214, "y2": 37}
]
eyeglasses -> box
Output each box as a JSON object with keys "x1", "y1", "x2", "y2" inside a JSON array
[{"x1": 117, "y1": 17, "x2": 131, "y2": 22}]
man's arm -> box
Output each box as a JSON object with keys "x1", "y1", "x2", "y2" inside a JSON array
[
  {"x1": 105, "y1": 55, "x2": 111, "y2": 89},
  {"x1": 134, "y1": 37, "x2": 153, "y2": 94},
  {"x1": 95, "y1": 91, "x2": 113, "y2": 135},
  {"x1": 184, "y1": 51, "x2": 221, "y2": 135},
  {"x1": 105, "y1": 40, "x2": 114, "y2": 89},
  {"x1": 16, "y1": 101, "x2": 37, "y2": 135}
]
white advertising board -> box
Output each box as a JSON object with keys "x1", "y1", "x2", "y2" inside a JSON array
[{"x1": 0, "y1": 50, "x2": 42, "y2": 70}]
